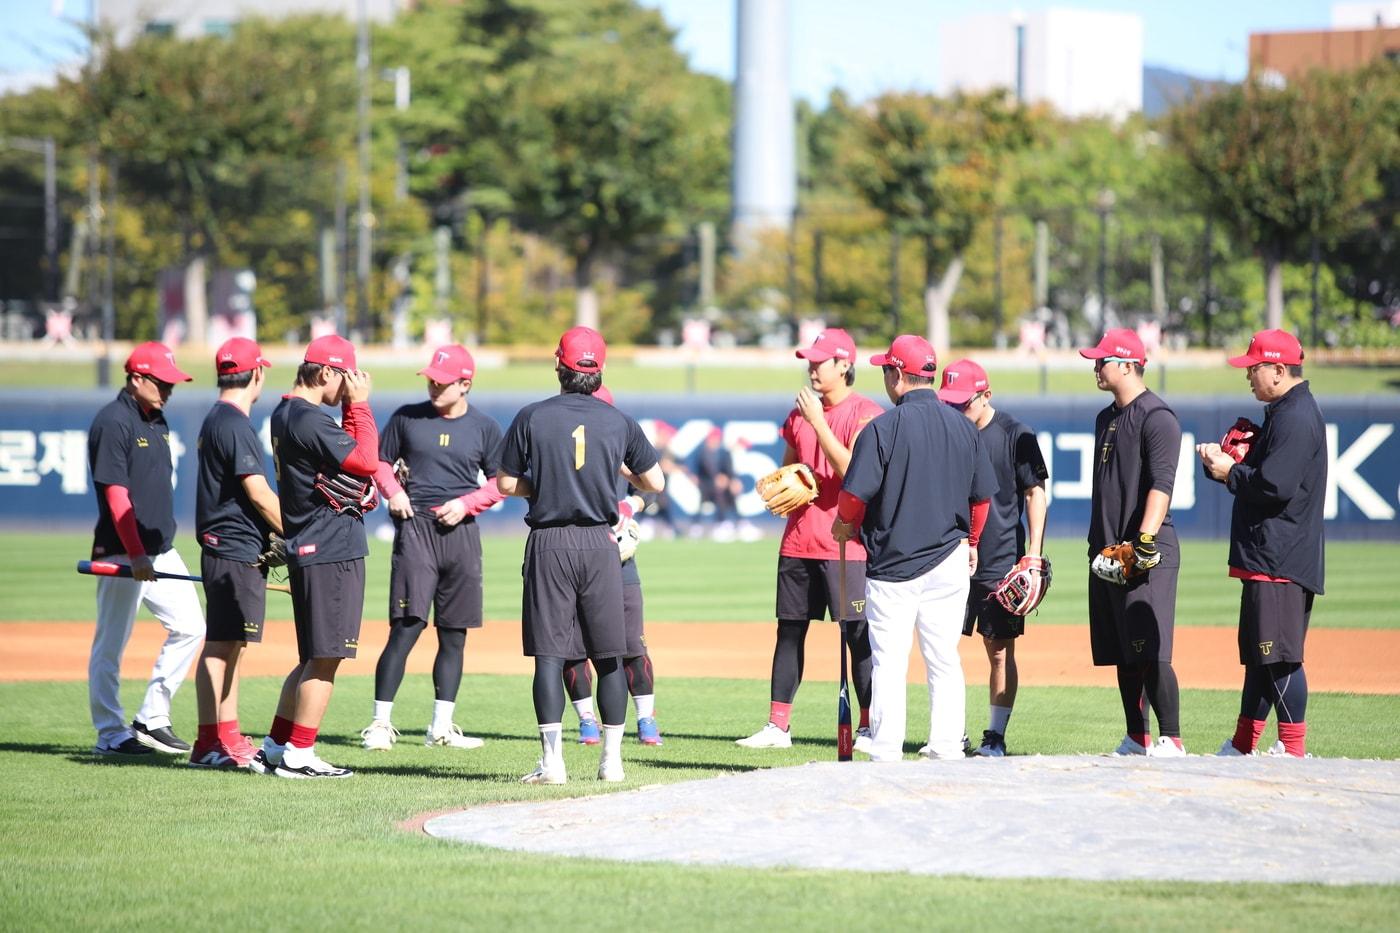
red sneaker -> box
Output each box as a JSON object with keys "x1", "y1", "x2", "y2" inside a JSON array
[{"x1": 188, "y1": 741, "x2": 247, "y2": 769}]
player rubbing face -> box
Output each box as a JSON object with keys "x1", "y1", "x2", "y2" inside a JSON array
[
  {"x1": 130, "y1": 372, "x2": 173, "y2": 410},
  {"x1": 321, "y1": 366, "x2": 348, "y2": 406},
  {"x1": 426, "y1": 377, "x2": 471, "y2": 412},
  {"x1": 806, "y1": 357, "x2": 850, "y2": 397}
]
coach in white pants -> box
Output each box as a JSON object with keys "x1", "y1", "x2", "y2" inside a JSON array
[
  {"x1": 832, "y1": 336, "x2": 996, "y2": 762},
  {"x1": 87, "y1": 343, "x2": 206, "y2": 756}
]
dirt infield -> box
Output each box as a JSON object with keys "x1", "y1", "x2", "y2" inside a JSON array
[{"x1": 2, "y1": 620, "x2": 1396, "y2": 693}]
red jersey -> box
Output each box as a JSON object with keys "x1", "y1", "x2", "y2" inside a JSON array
[{"x1": 779, "y1": 391, "x2": 883, "y2": 560}]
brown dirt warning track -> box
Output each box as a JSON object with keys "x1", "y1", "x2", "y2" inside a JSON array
[{"x1": 1, "y1": 619, "x2": 1396, "y2": 693}]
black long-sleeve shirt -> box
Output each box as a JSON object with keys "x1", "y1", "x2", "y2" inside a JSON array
[{"x1": 1225, "y1": 381, "x2": 1327, "y2": 595}]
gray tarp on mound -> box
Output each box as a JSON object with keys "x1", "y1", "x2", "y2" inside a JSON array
[{"x1": 424, "y1": 756, "x2": 1400, "y2": 884}]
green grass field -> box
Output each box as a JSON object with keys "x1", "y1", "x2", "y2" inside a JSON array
[
  {"x1": 3, "y1": 529, "x2": 1398, "y2": 930},
  {"x1": 2, "y1": 531, "x2": 1392, "y2": 630},
  {"x1": 3, "y1": 357, "x2": 1398, "y2": 396}
]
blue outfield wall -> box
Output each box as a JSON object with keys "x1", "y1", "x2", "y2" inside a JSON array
[{"x1": 1, "y1": 389, "x2": 1396, "y2": 541}]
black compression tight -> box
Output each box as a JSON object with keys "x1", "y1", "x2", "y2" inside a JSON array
[
  {"x1": 538, "y1": 656, "x2": 627, "y2": 726},
  {"x1": 771, "y1": 619, "x2": 873, "y2": 708},
  {"x1": 1116, "y1": 661, "x2": 1181, "y2": 738},
  {"x1": 563, "y1": 654, "x2": 654, "y2": 700},
  {"x1": 433, "y1": 628, "x2": 465, "y2": 702},
  {"x1": 373, "y1": 618, "x2": 467, "y2": 703},
  {"x1": 1241, "y1": 662, "x2": 1307, "y2": 723},
  {"x1": 533, "y1": 657, "x2": 566, "y2": 723}
]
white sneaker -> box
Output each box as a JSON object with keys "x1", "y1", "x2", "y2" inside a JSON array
[
  {"x1": 917, "y1": 743, "x2": 931, "y2": 758},
  {"x1": 520, "y1": 758, "x2": 567, "y2": 785},
  {"x1": 1150, "y1": 736, "x2": 1187, "y2": 758},
  {"x1": 425, "y1": 723, "x2": 484, "y2": 749},
  {"x1": 736, "y1": 723, "x2": 792, "y2": 748},
  {"x1": 1112, "y1": 735, "x2": 1150, "y2": 756},
  {"x1": 597, "y1": 756, "x2": 625, "y2": 782},
  {"x1": 360, "y1": 720, "x2": 399, "y2": 751},
  {"x1": 1265, "y1": 740, "x2": 1313, "y2": 759},
  {"x1": 1216, "y1": 738, "x2": 1252, "y2": 757},
  {"x1": 854, "y1": 726, "x2": 873, "y2": 754},
  {"x1": 275, "y1": 748, "x2": 353, "y2": 779}
]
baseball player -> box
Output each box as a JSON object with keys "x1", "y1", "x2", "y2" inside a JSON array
[
  {"x1": 560, "y1": 384, "x2": 663, "y2": 747},
  {"x1": 360, "y1": 345, "x2": 503, "y2": 752},
  {"x1": 1081, "y1": 328, "x2": 1186, "y2": 757},
  {"x1": 1198, "y1": 330, "x2": 1326, "y2": 758},
  {"x1": 938, "y1": 358, "x2": 1048, "y2": 757},
  {"x1": 737, "y1": 327, "x2": 883, "y2": 751},
  {"x1": 86, "y1": 341, "x2": 206, "y2": 756},
  {"x1": 495, "y1": 327, "x2": 664, "y2": 785},
  {"x1": 252, "y1": 335, "x2": 380, "y2": 779},
  {"x1": 831, "y1": 335, "x2": 996, "y2": 762},
  {"x1": 190, "y1": 338, "x2": 282, "y2": 768}
]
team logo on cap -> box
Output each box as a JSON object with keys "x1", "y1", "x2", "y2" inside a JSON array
[
  {"x1": 436, "y1": 350, "x2": 450, "y2": 365},
  {"x1": 1263, "y1": 350, "x2": 1281, "y2": 359},
  {"x1": 946, "y1": 372, "x2": 959, "y2": 383},
  {"x1": 327, "y1": 355, "x2": 344, "y2": 364}
]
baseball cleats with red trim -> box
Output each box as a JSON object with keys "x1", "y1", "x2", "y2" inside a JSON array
[
  {"x1": 1112, "y1": 735, "x2": 1151, "y2": 756},
  {"x1": 425, "y1": 723, "x2": 484, "y2": 749},
  {"x1": 520, "y1": 758, "x2": 567, "y2": 785},
  {"x1": 1150, "y1": 736, "x2": 1187, "y2": 758},
  {"x1": 577, "y1": 718, "x2": 601, "y2": 745},
  {"x1": 736, "y1": 723, "x2": 791, "y2": 748},
  {"x1": 636, "y1": 717, "x2": 663, "y2": 746}
]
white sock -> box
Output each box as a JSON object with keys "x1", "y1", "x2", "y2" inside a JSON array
[
  {"x1": 633, "y1": 694, "x2": 655, "y2": 720},
  {"x1": 538, "y1": 724, "x2": 563, "y2": 761},
  {"x1": 431, "y1": 699, "x2": 455, "y2": 734},
  {"x1": 262, "y1": 735, "x2": 286, "y2": 760},
  {"x1": 281, "y1": 741, "x2": 312, "y2": 764},
  {"x1": 572, "y1": 697, "x2": 595, "y2": 722},
  {"x1": 373, "y1": 700, "x2": 394, "y2": 724},
  {"x1": 602, "y1": 724, "x2": 624, "y2": 759},
  {"x1": 990, "y1": 705, "x2": 1012, "y2": 734}
]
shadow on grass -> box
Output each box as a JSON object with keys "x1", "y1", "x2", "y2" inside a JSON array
[{"x1": 316, "y1": 730, "x2": 526, "y2": 748}]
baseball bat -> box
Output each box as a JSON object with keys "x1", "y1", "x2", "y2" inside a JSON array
[
  {"x1": 836, "y1": 538, "x2": 854, "y2": 762},
  {"x1": 76, "y1": 560, "x2": 201, "y2": 583}
]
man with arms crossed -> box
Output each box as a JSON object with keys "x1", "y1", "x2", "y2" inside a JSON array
[
  {"x1": 496, "y1": 327, "x2": 663, "y2": 784},
  {"x1": 1081, "y1": 329, "x2": 1186, "y2": 757},
  {"x1": 190, "y1": 337, "x2": 281, "y2": 768},
  {"x1": 361, "y1": 344, "x2": 504, "y2": 752},
  {"x1": 737, "y1": 328, "x2": 882, "y2": 751},
  {"x1": 87, "y1": 342, "x2": 205, "y2": 756},
  {"x1": 253, "y1": 335, "x2": 380, "y2": 779},
  {"x1": 938, "y1": 358, "x2": 1048, "y2": 757},
  {"x1": 832, "y1": 335, "x2": 995, "y2": 762},
  {"x1": 1199, "y1": 330, "x2": 1325, "y2": 758}
]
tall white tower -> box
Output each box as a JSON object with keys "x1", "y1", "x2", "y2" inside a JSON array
[{"x1": 731, "y1": 0, "x2": 795, "y2": 253}]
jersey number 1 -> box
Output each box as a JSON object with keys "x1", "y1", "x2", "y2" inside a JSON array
[{"x1": 572, "y1": 425, "x2": 585, "y2": 470}]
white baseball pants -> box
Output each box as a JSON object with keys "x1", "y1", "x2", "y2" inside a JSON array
[
  {"x1": 864, "y1": 541, "x2": 969, "y2": 762},
  {"x1": 89, "y1": 550, "x2": 205, "y2": 746}
]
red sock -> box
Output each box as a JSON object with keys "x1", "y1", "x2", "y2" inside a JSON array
[
  {"x1": 216, "y1": 720, "x2": 241, "y2": 746},
  {"x1": 1130, "y1": 732, "x2": 1150, "y2": 749},
  {"x1": 197, "y1": 723, "x2": 219, "y2": 746},
  {"x1": 1278, "y1": 721, "x2": 1307, "y2": 757},
  {"x1": 859, "y1": 707, "x2": 870, "y2": 729},
  {"x1": 288, "y1": 722, "x2": 319, "y2": 749},
  {"x1": 269, "y1": 716, "x2": 294, "y2": 745},
  {"x1": 769, "y1": 702, "x2": 793, "y2": 732},
  {"x1": 1232, "y1": 716, "x2": 1267, "y2": 754}
]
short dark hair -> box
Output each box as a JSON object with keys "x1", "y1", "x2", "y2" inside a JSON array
[
  {"x1": 1288, "y1": 364, "x2": 1304, "y2": 378},
  {"x1": 844, "y1": 366, "x2": 855, "y2": 387},
  {"x1": 558, "y1": 367, "x2": 603, "y2": 395},
  {"x1": 885, "y1": 365, "x2": 935, "y2": 389},
  {"x1": 217, "y1": 370, "x2": 254, "y2": 390},
  {"x1": 1132, "y1": 362, "x2": 1145, "y2": 377},
  {"x1": 296, "y1": 362, "x2": 325, "y2": 387}
]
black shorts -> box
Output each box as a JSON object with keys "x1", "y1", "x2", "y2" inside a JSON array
[
  {"x1": 522, "y1": 525, "x2": 626, "y2": 661},
  {"x1": 623, "y1": 582, "x2": 645, "y2": 657},
  {"x1": 389, "y1": 514, "x2": 483, "y2": 629},
  {"x1": 963, "y1": 578, "x2": 1024, "y2": 640},
  {"x1": 1238, "y1": 579, "x2": 1313, "y2": 665},
  {"x1": 200, "y1": 552, "x2": 267, "y2": 643},
  {"x1": 289, "y1": 559, "x2": 366, "y2": 662},
  {"x1": 776, "y1": 555, "x2": 868, "y2": 622},
  {"x1": 1087, "y1": 566, "x2": 1178, "y2": 666}
]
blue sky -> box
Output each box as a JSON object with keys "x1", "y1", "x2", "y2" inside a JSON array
[{"x1": 2, "y1": 0, "x2": 1337, "y2": 100}]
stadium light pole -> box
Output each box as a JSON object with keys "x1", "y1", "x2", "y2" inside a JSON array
[
  {"x1": 1096, "y1": 188, "x2": 1116, "y2": 316},
  {"x1": 355, "y1": 0, "x2": 372, "y2": 341}
]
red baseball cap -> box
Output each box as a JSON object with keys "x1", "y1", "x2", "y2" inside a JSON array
[
  {"x1": 795, "y1": 328, "x2": 856, "y2": 364},
  {"x1": 556, "y1": 326, "x2": 606, "y2": 372},
  {"x1": 1079, "y1": 328, "x2": 1147, "y2": 365},
  {"x1": 937, "y1": 358, "x2": 990, "y2": 404},
  {"x1": 593, "y1": 384, "x2": 615, "y2": 406},
  {"x1": 304, "y1": 334, "x2": 357, "y2": 370},
  {"x1": 1227, "y1": 329, "x2": 1304, "y2": 368},
  {"x1": 870, "y1": 334, "x2": 938, "y2": 377},
  {"x1": 125, "y1": 341, "x2": 192, "y2": 383},
  {"x1": 419, "y1": 344, "x2": 475, "y2": 383},
  {"x1": 214, "y1": 337, "x2": 271, "y2": 375}
]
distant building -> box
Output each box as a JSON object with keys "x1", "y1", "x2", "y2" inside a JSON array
[
  {"x1": 939, "y1": 9, "x2": 1143, "y2": 120},
  {"x1": 1331, "y1": 1, "x2": 1400, "y2": 29},
  {"x1": 1250, "y1": 7, "x2": 1400, "y2": 82},
  {"x1": 99, "y1": 0, "x2": 400, "y2": 44}
]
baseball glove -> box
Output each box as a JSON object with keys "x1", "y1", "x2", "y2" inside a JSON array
[
  {"x1": 392, "y1": 457, "x2": 410, "y2": 486},
  {"x1": 991, "y1": 555, "x2": 1052, "y2": 616},
  {"x1": 256, "y1": 533, "x2": 287, "y2": 570},
  {"x1": 756, "y1": 463, "x2": 820, "y2": 517},
  {"x1": 615, "y1": 517, "x2": 641, "y2": 563},
  {"x1": 313, "y1": 471, "x2": 380, "y2": 516},
  {"x1": 1091, "y1": 534, "x2": 1160, "y2": 585},
  {"x1": 1220, "y1": 418, "x2": 1261, "y2": 464}
]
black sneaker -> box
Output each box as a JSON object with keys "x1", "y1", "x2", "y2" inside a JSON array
[
  {"x1": 94, "y1": 736, "x2": 155, "y2": 757},
  {"x1": 975, "y1": 730, "x2": 1007, "y2": 758},
  {"x1": 274, "y1": 753, "x2": 353, "y2": 780},
  {"x1": 131, "y1": 720, "x2": 191, "y2": 754}
]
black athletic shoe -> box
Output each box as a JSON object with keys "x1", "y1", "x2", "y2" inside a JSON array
[
  {"x1": 975, "y1": 730, "x2": 1007, "y2": 758},
  {"x1": 94, "y1": 736, "x2": 155, "y2": 757},
  {"x1": 131, "y1": 720, "x2": 191, "y2": 754}
]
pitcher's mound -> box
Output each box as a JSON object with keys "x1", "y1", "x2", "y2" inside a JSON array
[{"x1": 424, "y1": 755, "x2": 1400, "y2": 884}]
